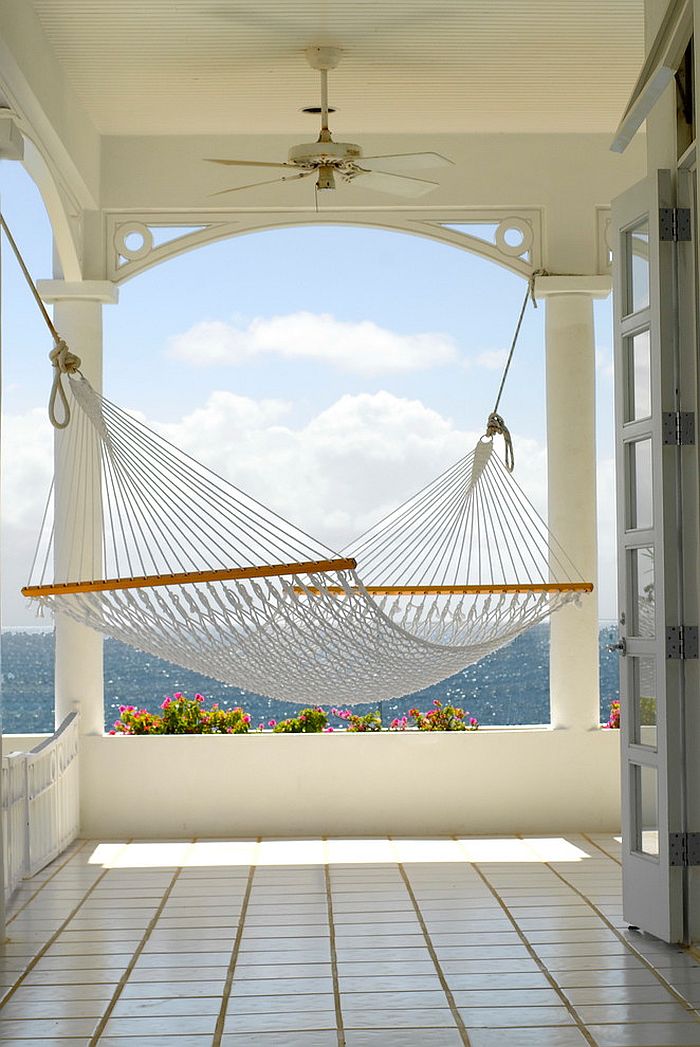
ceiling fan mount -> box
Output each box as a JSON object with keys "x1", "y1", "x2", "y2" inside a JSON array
[
  {"x1": 304, "y1": 46, "x2": 342, "y2": 72},
  {"x1": 206, "y1": 48, "x2": 453, "y2": 199}
]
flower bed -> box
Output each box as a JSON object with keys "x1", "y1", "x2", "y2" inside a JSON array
[
  {"x1": 605, "y1": 700, "x2": 620, "y2": 729},
  {"x1": 110, "y1": 695, "x2": 479, "y2": 735}
]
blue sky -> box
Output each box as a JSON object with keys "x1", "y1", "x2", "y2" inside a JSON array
[{"x1": 0, "y1": 160, "x2": 616, "y2": 624}]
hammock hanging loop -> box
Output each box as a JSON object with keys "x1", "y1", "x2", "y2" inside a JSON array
[
  {"x1": 485, "y1": 410, "x2": 514, "y2": 472},
  {"x1": 48, "y1": 339, "x2": 81, "y2": 430}
]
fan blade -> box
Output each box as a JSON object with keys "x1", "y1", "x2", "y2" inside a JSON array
[
  {"x1": 209, "y1": 171, "x2": 315, "y2": 197},
  {"x1": 205, "y1": 158, "x2": 298, "y2": 169},
  {"x1": 355, "y1": 169, "x2": 439, "y2": 198},
  {"x1": 359, "y1": 152, "x2": 453, "y2": 172}
]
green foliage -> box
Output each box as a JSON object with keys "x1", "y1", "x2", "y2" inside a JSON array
[
  {"x1": 271, "y1": 707, "x2": 329, "y2": 733},
  {"x1": 346, "y1": 711, "x2": 383, "y2": 732},
  {"x1": 405, "y1": 699, "x2": 479, "y2": 731},
  {"x1": 639, "y1": 695, "x2": 656, "y2": 726}
]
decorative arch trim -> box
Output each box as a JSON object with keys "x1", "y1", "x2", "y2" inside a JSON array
[{"x1": 104, "y1": 208, "x2": 544, "y2": 284}]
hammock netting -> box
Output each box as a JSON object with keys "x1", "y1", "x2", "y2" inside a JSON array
[{"x1": 24, "y1": 374, "x2": 590, "y2": 705}]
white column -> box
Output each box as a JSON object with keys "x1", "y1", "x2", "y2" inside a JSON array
[
  {"x1": 36, "y1": 280, "x2": 118, "y2": 736},
  {"x1": 535, "y1": 275, "x2": 610, "y2": 731}
]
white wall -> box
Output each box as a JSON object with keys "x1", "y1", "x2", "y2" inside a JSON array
[
  {"x1": 78, "y1": 728, "x2": 621, "y2": 838},
  {"x1": 2, "y1": 735, "x2": 50, "y2": 755}
]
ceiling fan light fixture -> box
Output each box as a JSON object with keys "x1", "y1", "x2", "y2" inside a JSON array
[{"x1": 316, "y1": 165, "x2": 336, "y2": 190}]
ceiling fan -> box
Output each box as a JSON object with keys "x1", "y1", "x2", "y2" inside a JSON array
[{"x1": 206, "y1": 47, "x2": 453, "y2": 198}]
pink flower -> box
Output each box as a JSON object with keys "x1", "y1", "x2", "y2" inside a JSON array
[
  {"x1": 268, "y1": 719, "x2": 277, "y2": 727},
  {"x1": 118, "y1": 705, "x2": 126, "y2": 713},
  {"x1": 243, "y1": 714, "x2": 251, "y2": 723},
  {"x1": 324, "y1": 727, "x2": 335, "y2": 732},
  {"x1": 173, "y1": 692, "x2": 183, "y2": 700},
  {"x1": 194, "y1": 694, "x2": 204, "y2": 703},
  {"x1": 108, "y1": 730, "x2": 116, "y2": 735},
  {"x1": 258, "y1": 723, "x2": 265, "y2": 731},
  {"x1": 160, "y1": 697, "x2": 171, "y2": 710},
  {"x1": 433, "y1": 699, "x2": 441, "y2": 707}
]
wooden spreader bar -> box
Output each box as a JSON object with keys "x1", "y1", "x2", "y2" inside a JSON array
[
  {"x1": 296, "y1": 581, "x2": 594, "y2": 596},
  {"x1": 22, "y1": 557, "x2": 357, "y2": 598}
]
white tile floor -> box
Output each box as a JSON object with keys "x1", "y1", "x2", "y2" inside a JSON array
[{"x1": 2, "y1": 834, "x2": 700, "y2": 1045}]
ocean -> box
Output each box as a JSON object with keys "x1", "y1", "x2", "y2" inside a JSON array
[{"x1": 0, "y1": 624, "x2": 620, "y2": 733}]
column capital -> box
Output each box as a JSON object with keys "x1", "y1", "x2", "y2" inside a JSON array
[
  {"x1": 0, "y1": 117, "x2": 24, "y2": 161},
  {"x1": 37, "y1": 279, "x2": 119, "y2": 305},
  {"x1": 534, "y1": 275, "x2": 611, "y2": 301}
]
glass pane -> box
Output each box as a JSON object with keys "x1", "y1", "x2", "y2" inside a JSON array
[
  {"x1": 626, "y1": 220, "x2": 650, "y2": 314},
  {"x1": 629, "y1": 546, "x2": 655, "y2": 638},
  {"x1": 631, "y1": 763, "x2": 659, "y2": 856},
  {"x1": 625, "y1": 329, "x2": 652, "y2": 421},
  {"x1": 628, "y1": 439, "x2": 653, "y2": 530},
  {"x1": 632, "y1": 657, "x2": 657, "y2": 748}
]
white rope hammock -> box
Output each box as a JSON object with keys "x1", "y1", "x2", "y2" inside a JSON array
[
  {"x1": 0, "y1": 212, "x2": 591, "y2": 706},
  {"x1": 23, "y1": 373, "x2": 591, "y2": 706}
]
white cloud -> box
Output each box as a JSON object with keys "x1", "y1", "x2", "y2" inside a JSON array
[
  {"x1": 596, "y1": 455, "x2": 618, "y2": 621},
  {"x1": 157, "y1": 389, "x2": 548, "y2": 550},
  {"x1": 2, "y1": 407, "x2": 53, "y2": 529},
  {"x1": 1, "y1": 407, "x2": 55, "y2": 625},
  {"x1": 167, "y1": 311, "x2": 459, "y2": 374},
  {"x1": 475, "y1": 348, "x2": 508, "y2": 370},
  {"x1": 596, "y1": 347, "x2": 614, "y2": 380}
]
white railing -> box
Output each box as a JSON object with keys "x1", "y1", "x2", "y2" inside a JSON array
[{"x1": 2, "y1": 712, "x2": 80, "y2": 902}]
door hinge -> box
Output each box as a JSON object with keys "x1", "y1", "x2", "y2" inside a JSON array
[
  {"x1": 662, "y1": 411, "x2": 696, "y2": 445},
  {"x1": 660, "y1": 207, "x2": 692, "y2": 241},
  {"x1": 669, "y1": 832, "x2": 700, "y2": 866},
  {"x1": 666, "y1": 625, "x2": 699, "y2": 659}
]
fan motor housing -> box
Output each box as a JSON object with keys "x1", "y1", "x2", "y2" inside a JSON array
[{"x1": 288, "y1": 140, "x2": 362, "y2": 168}]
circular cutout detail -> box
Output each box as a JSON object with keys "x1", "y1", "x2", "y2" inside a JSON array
[
  {"x1": 114, "y1": 222, "x2": 153, "y2": 262},
  {"x1": 495, "y1": 218, "x2": 533, "y2": 258}
]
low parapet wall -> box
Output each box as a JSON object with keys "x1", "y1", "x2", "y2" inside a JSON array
[{"x1": 77, "y1": 727, "x2": 621, "y2": 838}]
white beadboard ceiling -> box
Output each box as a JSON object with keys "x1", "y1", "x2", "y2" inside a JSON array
[{"x1": 31, "y1": 0, "x2": 645, "y2": 136}]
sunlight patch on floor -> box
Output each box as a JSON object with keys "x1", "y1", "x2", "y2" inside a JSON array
[{"x1": 88, "y1": 835, "x2": 592, "y2": 868}]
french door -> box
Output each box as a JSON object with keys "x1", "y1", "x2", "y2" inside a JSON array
[{"x1": 611, "y1": 170, "x2": 696, "y2": 943}]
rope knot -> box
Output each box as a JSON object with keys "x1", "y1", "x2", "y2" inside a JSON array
[
  {"x1": 485, "y1": 411, "x2": 515, "y2": 472},
  {"x1": 48, "y1": 339, "x2": 81, "y2": 430},
  {"x1": 49, "y1": 339, "x2": 81, "y2": 375}
]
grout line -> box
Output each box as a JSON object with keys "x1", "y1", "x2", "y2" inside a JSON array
[
  {"x1": 396, "y1": 857, "x2": 472, "y2": 1047},
  {"x1": 543, "y1": 859, "x2": 700, "y2": 1014},
  {"x1": 89, "y1": 841, "x2": 198, "y2": 1045},
  {"x1": 322, "y1": 839, "x2": 346, "y2": 1047},
  {"x1": 0, "y1": 840, "x2": 132, "y2": 1009},
  {"x1": 6, "y1": 838, "x2": 92, "y2": 927},
  {"x1": 462, "y1": 852, "x2": 597, "y2": 1047},
  {"x1": 211, "y1": 840, "x2": 260, "y2": 1047},
  {"x1": 580, "y1": 831, "x2": 622, "y2": 867}
]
